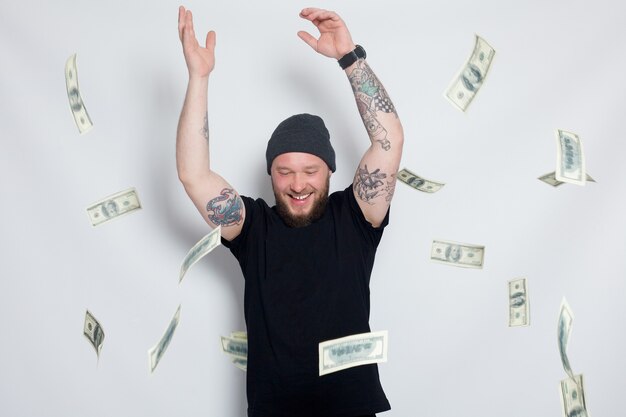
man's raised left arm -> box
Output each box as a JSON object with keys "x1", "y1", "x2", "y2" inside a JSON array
[
  {"x1": 298, "y1": 7, "x2": 404, "y2": 227},
  {"x1": 346, "y1": 56, "x2": 404, "y2": 227}
]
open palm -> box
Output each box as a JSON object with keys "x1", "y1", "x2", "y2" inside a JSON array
[{"x1": 178, "y1": 6, "x2": 215, "y2": 79}]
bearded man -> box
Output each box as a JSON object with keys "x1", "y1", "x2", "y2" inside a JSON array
[{"x1": 176, "y1": 6, "x2": 404, "y2": 417}]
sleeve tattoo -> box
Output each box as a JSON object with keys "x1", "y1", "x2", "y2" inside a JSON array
[
  {"x1": 206, "y1": 188, "x2": 243, "y2": 226},
  {"x1": 348, "y1": 60, "x2": 397, "y2": 151},
  {"x1": 354, "y1": 165, "x2": 396, "y2": 204}
]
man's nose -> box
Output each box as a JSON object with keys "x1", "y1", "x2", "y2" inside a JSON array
[{"x1": 291, "y1": 173, "x2": 306, "y2": 193}]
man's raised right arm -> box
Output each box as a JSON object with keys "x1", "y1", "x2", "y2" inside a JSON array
[{"x1": 176, "y1": 6, "x2": 245, "y2": 241}]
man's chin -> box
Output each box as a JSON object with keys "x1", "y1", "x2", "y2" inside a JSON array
[
  {"x1": 277, "y1": 203, "x2": 315, "y2": 228},
  {"x1": 275, "y1": 194, "x2": 328, "y2": 228},
  {"x1": 283, "y1": 212, "x2": 313, "y2": 228}
]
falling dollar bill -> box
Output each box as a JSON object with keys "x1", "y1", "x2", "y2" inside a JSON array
[
  {"x1": 231, "y1": 357, "x2": 247, "y2": 371},
  {"x1": 221, "y1": 332, "x2": 247, "y2": 371},
  {"x1": 179, "y1": 226, "x2": 221, "y2": 283},
  {"x1": 230, "y1": 331, "x2": 247, "y2": 340},
  {"x1": 430, "y1": 239, "x2": 485, "y2": 269},
  {"x1": 319, "y1": 330, "x2": 388, "y2": 376},
  {"x1": 64, "y1": 54, "x2": 93, "y2": 134},
  {"x1": 445, "y1": 35, "x2": 496, "y2": 112},
  {"x1": 397, "y1": 168, "x2": 445, "y2": 193},
  {"x1": 556, "y1": 130, "x2": 586, "y2": 186},
  {"x1": 83, "y1": 310, "x2": 105, "y2": 358},
  {"x1": 508, "y1": 278, "x2": 529, "y2": 327},
  {"x1": 86, "y1": 188, "x2": 141, "y2": 227},
  {"x1": 221, "y1": 335, "x2": 248, "y2": 360},
  {"x1": 148, "y1": 305, "x2": 181, "y2": 373},
  {"x1": 539, "y1": 172, "x2": 595, "y2": 187},
  {"x1": 558, "y1": 298, "x2": 575, "y2": 379},
  {"x1": 560, "y1": 374, "x2": 589, "y2": 417}
]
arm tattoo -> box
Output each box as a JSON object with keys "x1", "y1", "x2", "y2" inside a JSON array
[
  {"x1": 206, "y1": 188, "x2": 243, "y2": 226},
  {"x1": 354, "y1": 164, "x2": 387, "y2": 204},
  {"x1": 384, "y1": 176, "x2": 396, "y2": 203},
  {"x1": 363, "y1": 112, "x2": 391, "y2": 151},
  {"x1": 200, "y1": 112, "x2": 209, "y2": 141},
  {"x1": 348, "y1": 60, "x2": 397, "y2": 151}
]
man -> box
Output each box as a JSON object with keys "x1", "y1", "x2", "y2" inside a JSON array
[{"x1": 176, "y1": 6, "x2": 404, "y2": 417}]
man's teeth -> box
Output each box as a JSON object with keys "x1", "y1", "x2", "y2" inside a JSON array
[{"x1": 292, "y1": 193, "x2": 311, "y2": 200}]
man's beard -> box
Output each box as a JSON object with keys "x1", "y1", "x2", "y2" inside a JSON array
[{"x1": 273, "y1": 176, "x2": 330, "y2": 228}]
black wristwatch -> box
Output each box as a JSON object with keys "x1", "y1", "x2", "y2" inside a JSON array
[{"x1": 337, "y1": 45, "x2": 366, "y2": 69}]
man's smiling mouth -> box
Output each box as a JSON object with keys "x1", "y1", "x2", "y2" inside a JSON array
[{"x1": 290, "y1": 193, "x2": 312, "y2": 201}]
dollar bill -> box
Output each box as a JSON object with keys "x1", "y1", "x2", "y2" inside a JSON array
[
  {"x1": 221, "y1": 332, "x2": 247, "y2": 371},
  {"x1": 508, "y1": 278, "x2": 529, "y2": 327},
  {"x1": 179, "y1": 226, "x2": 221, "y2": 283},
  {"x1": 230, "y1": 331, "x2": 247, "y2": 340},
  {"x1": 319, "y1": 330, "x2": 388, "y2": 376},
  {"x1": 221, "y1": 335, "x2": 248, "y2": 360},
  {"x1": 64, "y1": 54, "x2": 93, "y2": 134},
  {"x1": 148, "y1": 305, "x2": 181, "y2": 373},
  {"x1": 231, "y1": 357, "x2": 247, "y2": 371},
  {"x1": 397, "y1": 168, "x2": 445, "y2": 193},
  {"x1": 83, "y1": 310, "x2": 104, "y2": 357},
  {"x1": 558, "y1": 298, "x2": 575, "y2": 379},
  {"x1": 86, "y1": 188, "x2": 141, "y2": 227},
  {"x1": 430, "y1": 239, "x2": 485, "y2": 269},
  {"x1": 538, "y1": 172, "x2": 595, "y2": 187},
  {"x1": 560, "y1": 374, "x2": 589, "y2": 417},
  {"x1": 556, "y1": 130, "x2": 586, "y2": 186},
  {"x1": 445, "y1": 35, "x2": 496, "y2": 112}
]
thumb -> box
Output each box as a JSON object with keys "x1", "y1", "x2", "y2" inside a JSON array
[
  {"x1": 297, "y1": 30, "x2": 318, "y2": 52},
  {"x1": 205, "y1": 30, "x2": 216, "y2": 50}
]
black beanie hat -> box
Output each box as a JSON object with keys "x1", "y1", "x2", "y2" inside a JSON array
[{"x1": 266, "y1": 113, "x2": 336, "y2": 174}]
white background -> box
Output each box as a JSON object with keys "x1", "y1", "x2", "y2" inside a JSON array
[{"x1": 1, "y1": 0, "x2": 625, "y2": 416}]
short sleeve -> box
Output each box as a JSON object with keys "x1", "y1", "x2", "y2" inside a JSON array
[
  {"x1": 344, "y1": 184, "x2": 390, "y2": 248},
  {"x1": 221, "y1": 195, "x2": 257, "y2": 257}
]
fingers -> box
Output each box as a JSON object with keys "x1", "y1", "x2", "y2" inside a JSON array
[
  {"x1": 182, "y1": 10, "x2": 196, "y2": 45},
  {"x1": 300, "y1": 8, "x2": 340, "y2": 25},
  {"x1": 300, "y1": 7, "x2": 326, "y2": 18},
  {"x1": 178, "y1": 6, "x2": 186, "y2": 41},
  {"x1": 297, "y1": 31, "x2": 318, "y2": 51},
  {"x1": 186, "y1": 10, "x2": 195, "y2": 35},
  {"x1": 205, "y1": 30, "x2": 216, "y2": 51},
  {"x1": 178, "y1": 7, "x2": 196, "y2": 44}
]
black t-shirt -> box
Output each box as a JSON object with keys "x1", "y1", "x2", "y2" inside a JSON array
[{"x1": 222, "y1": 184, "x2": 391, "y2": 417}]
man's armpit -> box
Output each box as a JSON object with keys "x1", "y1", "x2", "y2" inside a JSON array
[{"x1": 206, "y1": 188, "x2": 244, "y2": 226}]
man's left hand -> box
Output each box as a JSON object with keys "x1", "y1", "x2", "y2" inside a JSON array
[{"x1": 297, "y1": 8, "x2": 356, "y2": 60}]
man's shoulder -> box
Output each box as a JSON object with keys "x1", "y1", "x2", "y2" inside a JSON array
[
  {"x1": 328, "y1": 183, "x2": 390, "y2": 234},
  {"x1": 239, "y1": 194, "x2": 277, "y2": 223},
  {"x1": 328, "y1": 184, "x2": 353, "y2": 204},
  {"x1": 240, "y1": 194, "x2": 271, "y2": 209}
]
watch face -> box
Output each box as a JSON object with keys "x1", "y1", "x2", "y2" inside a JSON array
[{"x1": 355, "y1": 45, "x2": 366, "y2": 59}]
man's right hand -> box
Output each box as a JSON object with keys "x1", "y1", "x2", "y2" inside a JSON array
[{"x1": 178, "y1": 6, "x2": 216, "y2": 79}]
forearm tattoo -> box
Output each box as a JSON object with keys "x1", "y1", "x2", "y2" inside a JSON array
[
  {"x1": 206, "y1": 188, "x2": 243, "y2": 226},
  {"x1": 348, "y1": 60, "x2": 397, "y2": 151},
  {"x1": 201, "y1": 112, "x2": 209, "y2": 141},
  {"x1": 354, "y1": 164, "x2": 389, "y2": 204}
]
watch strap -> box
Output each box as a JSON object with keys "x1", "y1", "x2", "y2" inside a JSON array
[{"x1": 338, "y1": 45, "x2": 366, "y2": 69}]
